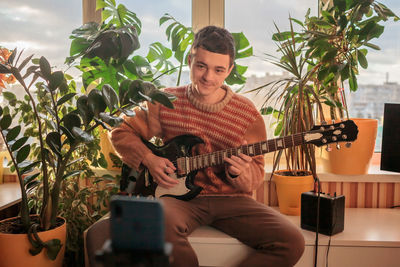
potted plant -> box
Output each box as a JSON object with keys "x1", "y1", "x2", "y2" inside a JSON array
[
  {"x1": 250, "y1": 17, "x2": 324, "y2": 215},
  {"x1": 250, "y1": 0, "x2": 399, "y2": 212},
  {"x1": 299, "y1": 0, "x2": 399, "y2": 174},
  {"x1": 0, "y1": 17, "x2": 174, "y2": 266}
]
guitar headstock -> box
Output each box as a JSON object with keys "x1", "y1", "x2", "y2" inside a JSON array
[{"x1": 305, "y1": 120, "x2": 359, "y2": 147}]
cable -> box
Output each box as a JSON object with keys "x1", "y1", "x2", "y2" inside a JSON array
[
  {"x1": 302, "y1": 142, "x2": 321, "y2": 267},
  {"x1": 325, "y1": 235, "x2": 332, "y2": 267},
  {"x1": 313, "y1": 178, "x2": 321, "y2": 267}
]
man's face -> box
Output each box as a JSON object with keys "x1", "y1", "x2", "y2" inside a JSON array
[{"x1": 188, "y1": 47, "x2": 233, "y2": 101}]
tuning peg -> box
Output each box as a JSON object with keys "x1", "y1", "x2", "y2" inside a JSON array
[
  {"x1": 345, "y1": 142, "x2": 352, "y2": 148},
  {"x1": 326, "y1": 145, "x2": 332, "y2": 152},
  {"x1": 336, "y1": 143, "x2": 341, "y2": 150},
  {"x1": 329, "y1": 120, "x2": 335, "y2": 130}
]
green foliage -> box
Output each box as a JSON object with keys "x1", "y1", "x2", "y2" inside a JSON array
[
  {"x1": 0, "y1": 2, "x2": 174, "y2": 259},
  {"x1": 60, "y1": 173, "x2": 118, "y2": 267},
  {"x1": 251, "y1": 0, "x2": 398, "y2": 172}
]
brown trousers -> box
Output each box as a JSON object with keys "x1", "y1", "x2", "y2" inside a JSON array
[{"x1": 162, "y1": 196, "x2": 305, "y2": 267}]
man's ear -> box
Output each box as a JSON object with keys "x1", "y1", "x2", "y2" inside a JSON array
[
  {"x1": 187, "y1": 53, "x2": 192, "y2": 67},
  {"x1": 227, "y1": 63, "x2": 234, "y2": 75}
]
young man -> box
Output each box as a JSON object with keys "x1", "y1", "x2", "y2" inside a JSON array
[{"x1": 111, "y1": 26, "x2": 305, "y2": 267}]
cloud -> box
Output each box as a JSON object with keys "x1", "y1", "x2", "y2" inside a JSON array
[{"x1": 1, "y1": 0, "x2": 81, "y2": 70}]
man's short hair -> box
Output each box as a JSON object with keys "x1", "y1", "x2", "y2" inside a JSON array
[{"x1": 192, "y1": 25, "x2": 235, "y2": 66}]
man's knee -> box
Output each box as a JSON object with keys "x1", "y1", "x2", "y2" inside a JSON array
[
  {"x1": 255, "y1": 226, "x2": 305, "y2": 266},
  {"x1": 286, "y1": 228, "x2": 305, "y2": 265}
]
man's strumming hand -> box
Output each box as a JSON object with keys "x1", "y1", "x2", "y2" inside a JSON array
[{"x1": 142, "y1": 153, "x2": 178, "y2": 188}]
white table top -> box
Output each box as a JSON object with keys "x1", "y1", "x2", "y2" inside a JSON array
[
  {"x1": 286, "y1": 208, "x2": 400, "y2": 247},
  {"x1": 0, "y1": 183, "x2": 21, "y2": 210},
  {"x1": 190, "y1": 208, "x2": 400, "y2": 248}
]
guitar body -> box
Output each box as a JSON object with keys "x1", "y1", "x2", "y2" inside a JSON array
[{"x1": 123, "y1": 134, "x2": 205, "y2": 200}]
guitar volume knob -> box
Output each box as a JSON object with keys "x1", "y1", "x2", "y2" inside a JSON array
[
  {"x1": 332, "y1": 136, "x2": 337, "y2": 141},
  {"x1": 342, "y1": 134, "x2": 347, "y2": 139}
]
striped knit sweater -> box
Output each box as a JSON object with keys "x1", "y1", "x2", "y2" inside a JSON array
[{"x1": 111, "y1": 84, "x2": 266, "y2": 197}]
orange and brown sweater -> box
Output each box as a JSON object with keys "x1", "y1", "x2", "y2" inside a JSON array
[{"x1": 111, "y1": 84, "x2": 266, "y2": 197}]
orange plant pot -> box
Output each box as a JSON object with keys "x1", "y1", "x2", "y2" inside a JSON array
[
  {"x1": 0, "y1": 216, "x2": 67, "y2": 267},
  {"x1": 321, "y1": 118, "x2": 378, "y2": 175},
  {"x1": 273, "y1": 170, "x2": 314, "y2": 216}
]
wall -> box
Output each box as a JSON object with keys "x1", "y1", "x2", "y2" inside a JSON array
[{"x1": 254, "y1": 179, "x2": 400, "y2": 209}]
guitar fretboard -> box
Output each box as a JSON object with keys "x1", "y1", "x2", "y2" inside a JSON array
[{"x1": 183, "y1": 132, "x2": 305, "y2": 172}]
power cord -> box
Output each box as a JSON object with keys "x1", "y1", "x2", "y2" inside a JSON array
[
  {"x1": 303, "y1": 144, "x2": 321, "y2": 267},
  {"x1": 325, "y1": 235, "x2": 332, "y2": 267},
  {"x1": 313, "y1": 178, "x2": 321, "y2": 267}
]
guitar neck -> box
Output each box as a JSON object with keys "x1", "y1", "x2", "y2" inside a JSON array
[{"x1": 186, "y1": 132, "x2": 306, "y2": 172}]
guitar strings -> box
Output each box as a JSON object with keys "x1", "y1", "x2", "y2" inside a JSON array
[{"x1": 170, "y1": 125, "x2": 342, "y2": 172}]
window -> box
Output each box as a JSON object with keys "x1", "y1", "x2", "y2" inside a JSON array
[
  {"x1": 0, "y1": 1, "x2": 82, "y2": 72},
  {"x1": 120, "y1": 0, "x2": 191, "y2": 57},
  {"x1": 226, "y1": 0, "x2": 400, "y2": 152},
  {"x1": 348, "y1": 0, "x2": 400, "y2": 151},
  {"x1": 225, "y1": 0, "x2": 319, "y2": 138},
  {"x1": 120, "y1": 0, "x2": 192, "y2": 86}
]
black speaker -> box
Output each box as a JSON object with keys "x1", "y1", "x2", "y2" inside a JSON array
[
  {"x1": 301, "y1": 191, "x2": 345, "y2": 236},
  {"x1": 381, "y1": 103, "x2": 400, "y2": 173}
]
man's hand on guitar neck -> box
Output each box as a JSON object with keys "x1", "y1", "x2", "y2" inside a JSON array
[
  {"x1": 223, "y1": 140, "x2": 253, "y2": 177},
  {"x1": 142, "y1": 153, "x2": 179, "y2": 189}
]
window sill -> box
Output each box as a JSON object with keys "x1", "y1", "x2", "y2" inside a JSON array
[{"x1": 264, "y1": 163, "x2": 400, "y2": 183}]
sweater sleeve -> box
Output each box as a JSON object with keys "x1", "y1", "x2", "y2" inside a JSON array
[
  {"x1": 225, "y1": 113, "x2": 266, "y2": 192},
  {"x1": 110, "y1": 102, "x2": 162, "y2": 170}
]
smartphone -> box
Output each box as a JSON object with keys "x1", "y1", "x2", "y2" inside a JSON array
[{"x1": 110, "y1": 195, "x2": 165, "y2": 252}]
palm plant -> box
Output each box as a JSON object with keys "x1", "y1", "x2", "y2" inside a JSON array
[
  {"x1": 251, "y1": 0, "x2": 398, "y2": 174},
  {"x1": 251, "y1": 18, "x2": 324, "y2": 173}
]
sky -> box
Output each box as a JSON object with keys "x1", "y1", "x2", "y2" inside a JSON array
[
  {"x1": 226, "y1": 0, "x2": 400, "y2": 85},
  {"x1": 1, "y1": 0, "x2": 399, "y2": 85}
]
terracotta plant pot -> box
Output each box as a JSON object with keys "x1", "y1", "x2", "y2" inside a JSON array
[
  {"x1": 0, "y1": 216, "x2": 67, "y2": 267},
  {"x1": 321, "y1": 118, "x2": 378, "y2": 175},
  {"x1": 273, "y1": 170, "x2": 314, "y2": 216}
]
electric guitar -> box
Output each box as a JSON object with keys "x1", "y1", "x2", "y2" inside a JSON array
[{"x1": 121, "y1": 120, "x2": 358, "y2": 200}]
